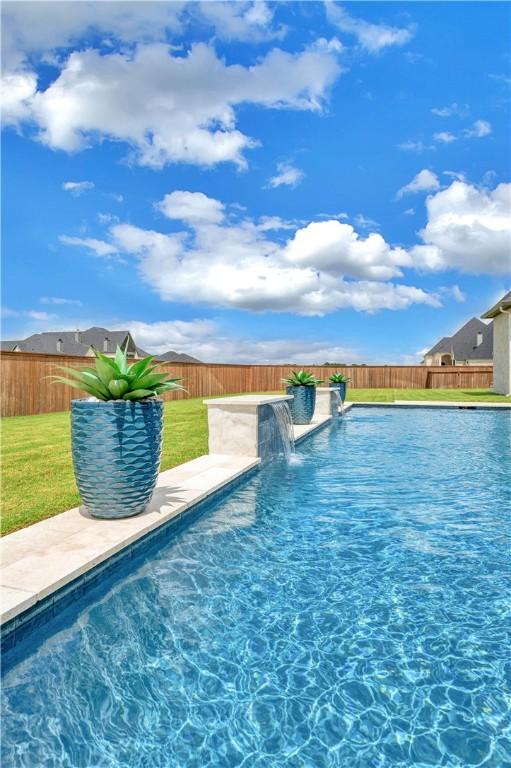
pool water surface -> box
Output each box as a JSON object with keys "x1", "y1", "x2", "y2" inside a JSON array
[{"x1": 2, "y1": 407, "x2": 511, "y2": 767}]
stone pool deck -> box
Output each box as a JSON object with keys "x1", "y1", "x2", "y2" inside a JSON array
[{"x1": 1, "y1": 409, "x2": 348, "y2": 628}]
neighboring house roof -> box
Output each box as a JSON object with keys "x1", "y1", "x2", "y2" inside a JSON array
[
  {"x1": 425, "y1": 336, "x2": 451, "y2": 356},
  {"x1": 1, "y1": 327, "x2": 133, "y2": 355},
  {"x1": 1, "y1": 329, "x2": 202, "y2": 361},
  {"x1": 481, "y1": 290, "x2": 511, "y2": 319},
  {"x1": 424, "y1": 317, "x2": 493, "y2": 361},
  {"x1": 135, "y1": 346, "x2": 200, "y2": 363},
  {"x1": 1, "y1": 340, "x2": 21, "y2": 351},
  {"x1": 156, "y1": 350, "x2": 201, "y2": 363}
]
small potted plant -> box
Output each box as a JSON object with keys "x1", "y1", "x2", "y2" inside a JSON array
[
  {"x1": 329, "y1": 372, "x2": 351, "y2": 403},
  {"x1": 53, "y1": 345, "x2": 183, "y2": 519},
  {"x1": 282, "y1": 369, "x2": 323, "y2": 425}
]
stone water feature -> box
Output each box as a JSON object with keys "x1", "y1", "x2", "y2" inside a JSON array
[
  {"x1": 266, "y1": 400, "x2": 295, "y2": 459},
  {"x1": 315, "y1": 387, "x2": 341, "y2": 418},
  {"x1": 204, "y1": 394, "x2": 295, "y2": 460}
]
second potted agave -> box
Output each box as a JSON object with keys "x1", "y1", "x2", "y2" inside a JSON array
[
  {"x1": 282, "y1": 369, "x2": 323, "y2": 425},
  {"x1": 54, "y1": 346, "x2": 184, "y2": 519},
  {"x1": 328, "y1": 372, "x2": 351, "y2": 403}
]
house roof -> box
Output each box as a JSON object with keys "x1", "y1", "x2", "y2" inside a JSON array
[
  {"x1": 1, "y1": 340, "x2": 21, "y2": 351},
  {"x1": 1, "y1": 329, "x2": 202, "y2": 362},
  {"x1": 2, "y1": 327, "x2": 132, "y2": 355},
  {"x1": 481, "y1": 291, "x2": 511, "y2": 319},
  {"x1": 135, "y1": 346, "x2": 201, "y2": 363},
  {"x1": 425, "y1": 336, "x2": 451, "y2": 355},
  {"x1": 424, "y1": 317, "x2": 493, "y2": 361},
  {"x1": 157, "y1": 350, "x2": 201, "y2": 363}
]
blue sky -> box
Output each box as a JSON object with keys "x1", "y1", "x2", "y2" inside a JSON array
[{"x1": 2, "y1": 1, "x2": 510, "y2": 363}]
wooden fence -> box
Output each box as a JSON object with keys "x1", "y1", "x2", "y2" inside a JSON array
[{"x1": 0, "y1": 351, "x2": 493, "y2": 417}]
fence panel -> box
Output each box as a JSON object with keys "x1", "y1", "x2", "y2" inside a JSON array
[{"x1": 0, "y1": 352, "x2": 493, "y2": 417}]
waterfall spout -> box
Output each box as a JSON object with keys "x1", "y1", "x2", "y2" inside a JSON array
[
  {"x1": 332, "y1": 388, "x2": 343, "y2": 417},
  {"x1": 269, "y1": 401, "x2": 295, "y2": 459}
]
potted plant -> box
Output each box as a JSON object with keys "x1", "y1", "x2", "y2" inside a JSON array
[
  {"x1": 53, "y1": 346, "x2": 183, "y2": 519},
  {"x1": 328, "y1": 372, "x2": 351, "y2": 403},
  {"x1": 282, "y1": 369, "x2": 323, "y2": 425}
]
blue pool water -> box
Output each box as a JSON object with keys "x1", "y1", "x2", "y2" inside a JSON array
[{"x1": 2, "y1": 407, "x2": 511, "y2": 767}]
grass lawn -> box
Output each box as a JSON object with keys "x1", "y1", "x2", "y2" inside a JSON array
[
  {"x1": 347, "y1": 388, "x2": 511, "y2": 403},
  {"x1": 2, "y1": 388, "x2": 510, "y2": 535}
]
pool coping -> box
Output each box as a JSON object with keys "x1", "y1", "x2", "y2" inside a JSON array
[{"x1": 1, "y1": 409, "x2": 341, "y2": 638}]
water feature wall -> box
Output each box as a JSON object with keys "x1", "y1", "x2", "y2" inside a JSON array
[
  {"x1": 331, "y1": 388, "x2": 342, "y2": 416},
  {"x1": 314, "y1": 387, "x2": 340, "y2": 418},
  {"x1": 204, "y1": 395, "x2": 294, "y2": 459},
  {"x1": 260, "y1": 401, "x2": 295, "y2": 460}
]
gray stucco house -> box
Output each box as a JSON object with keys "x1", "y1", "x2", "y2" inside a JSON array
[{"x1": 423, "y1": 317, "x2": 493, "y2": 366}]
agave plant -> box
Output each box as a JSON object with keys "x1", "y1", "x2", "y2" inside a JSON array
[
  {"x1": 329, "y1": 372, "x2": 351, "y2": 384},
  {"x1": 53, "y1": 345, "x2": 184, "y2": 401},
  {"x1": 282, "y1": 369, "x2": 323, "y2": 387}
]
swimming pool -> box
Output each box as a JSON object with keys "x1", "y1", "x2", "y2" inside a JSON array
[{"x1": 2, "y1": 407, "x2": 510, "y2": 767}]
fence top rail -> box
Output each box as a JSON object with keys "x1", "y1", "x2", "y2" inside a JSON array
[{"x1": 0, "y1": 351, "x2": 493, "y2": 372}]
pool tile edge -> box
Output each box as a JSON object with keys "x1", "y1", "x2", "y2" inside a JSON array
[{"x1": 0, "y1": 454, "x2": 260, "y2": 630}]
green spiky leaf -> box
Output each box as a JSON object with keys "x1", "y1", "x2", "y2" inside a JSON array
[
  {"x1": 114, "y1": 344, "x2": 129, "y2": 374},
  {"x1": 52, "y1": 377, "x2": 109, "y2": 401},
  {"x1": 122, "y1": 389, "x2": 155, "y2": 400},
  {"x1": 127, "y1": 356, "x2": 155, "y2": 377},
  {"x1": 52, "y1": 345, "x2": 183, "y2": 401},
  {"x1": 108, "y1": 379, "x2": 130, "y2": 398},
  {"x1": 329, "y1": 372, "x2": 351, "y2": 384},
  {"x1": 282, "y1": 369, "x2": 323, "y2": 387}
]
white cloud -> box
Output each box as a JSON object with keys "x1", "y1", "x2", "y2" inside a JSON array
[
  {"x1": 431, "y1": 103, "x2": 469, "y2": 118},
  {"x1": 191, "y1": 2, "x2": 286, "y2": 42},
  {"x1": 397, "y1": 139, "x2": 432, "y2": 153},
  {"x1": 433, "y1": 120, "x2": 491, "y2": 145},
  {"x1": 1, "y1": 2, "x2": 284, "y2": 71},
  {"x1": 463, "y1": 119, "x2": 492, "y2": 138},
  {"x1": 489, "y1": 73, "x2": 511, "y2": 86},
  {"x1": 411, "y1": 181, "x2": 511, "y2": 274},
  {"x1": 1, "y1": 2, "x2": 184, "y2": 70},
  {"x1": 3, "y1": 39, "x2": 341, "y2": 168},
  {"x1": 282, "y1": 220, "x2": 410, "y2": 280},
  {"x1": 108, "y1": 193, "x2": 124, "y2": 204},
  {"x1": 451, "y1": 285, "x2": 466, "y2": 303},
  {"x1": 0, "y1": 71, "x2": 38, "y2": 124},
  {"x1": 404, "y1": 208, "x2": 415, "y2": 216},
  {"x1": 157, "y1": 191, "x2": 225, "y2": 224},
  {"x1": 97, "y1": 212, "x2": 119, "y2": 225},
  {"x1": 325, "y1": 3, "x2": 414, "y2": 52},
  {"x1": 433, "y1": 131, "x2": 457, "y2": 144},
  {"x1": 256, "y1": 216, "x2": 297, "y2": 231},
  {"x1": 27, "y1": 310, "x2": 55, "y2": 321},
  {"x1": 443, "y1": 170, "x2": 466, "y2": 182},
  {"x1": 62, "y1": 190, "x2": 438, "y2": 315},
  {"x1": 267, "y1": 162, "x2": 305, "y2": 189},
  {"x1": 1, "y1": 306, "x2": 56, "y2": 321},
  {"x1": 354, "y1": 214, "x2": 379, "y2": 229},
  {"x1": 62, "y1": 180, "x2": 94, "y2": 196},
  {"x1": 59, "y1": 235, "x2": 118, "y2": 258},
  {"x1": 114, "y1": 318, "x2": 362, "y2": 364},
  {"x1": 40, "y1": 297, "x2": 83, "y2": 306},
  {"x1": 397, "y1": 169, "x2": 440, "y2": 198}
]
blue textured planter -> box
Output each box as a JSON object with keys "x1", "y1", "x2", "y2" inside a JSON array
[
  {"x1": 71, "y1": 399, "x2": 164, "y2": 519},
  {"x1": 330, "y1": 382, "x2": 347, "y2": 402},
  {"x1": 286, "y1": 386, "x2": 316, "y2": 425}
]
